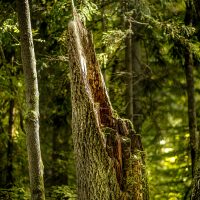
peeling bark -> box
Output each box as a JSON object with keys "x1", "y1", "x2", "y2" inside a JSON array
[{"x1": 68, "y1": 10, "x2": 145, "y2": 200}]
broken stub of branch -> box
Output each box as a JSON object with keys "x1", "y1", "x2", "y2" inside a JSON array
[{"x1": 68, "y1": 10, "x2": 144, "y2": 200}]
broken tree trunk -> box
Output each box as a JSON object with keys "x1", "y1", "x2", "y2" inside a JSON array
[{"x1": 68, "y1": 10, "x2": 145, "y2": 200}]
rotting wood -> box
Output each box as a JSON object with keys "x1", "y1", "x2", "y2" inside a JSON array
[{"x1": 68, "y1": 8, "x2": 145, "y2": 200}]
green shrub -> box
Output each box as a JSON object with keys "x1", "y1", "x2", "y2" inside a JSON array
[
  {"x1": 46, "y1": 185, "x2": 77, "y2": 200},
  {"x1": 0, "y1": 187, "x2": 30, "y2": 200}
]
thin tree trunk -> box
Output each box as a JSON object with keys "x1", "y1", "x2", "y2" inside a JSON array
[
  {"x1": 184, "y1": 1, "x2": 200, "y2": 199},
  {"x1": 132, "y1": 39, "x2": 142, "y2": 133},
  {"x1": 185, "y1": 50, "x2": 197, "y2": 178},
  {"x1": 101, "y1": 0, "x2": 107, "y2": 82},
  {"x1": 68, "y1": 9, "x2": 144, "y2": 200},
  {"x1": 123, "y1": 0, "x2": 134, "y2": 122},
  {"x1": 184, "y1": 0, "x2": 198, "y2": 179},
  {"x1": 17, "y1": 0, "x2": 45, "y2": 199},
  {"x1": 126, "y1": 33, "x2": 133, "y2": 122},
  {"x1": 125, "y1": 29, "x2": 145, "y2": 200},
  {"x1": 132, "y1": 37, "x2": 149, "y2": 200},
  {"x1": 190, "y1": 2, "x2": 200, "y2": 198},
  {"x1": 193, "y1": 0, "x2": 200, "y2": 19},
  {"x1": 124, "y1": 0, "x2": 149, "y2": 198},
  {"x1": 6, "y1": 99, "x2": 14, "y2": 187}
]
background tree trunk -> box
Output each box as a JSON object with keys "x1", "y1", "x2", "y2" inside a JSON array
[
  {"x1": 124, "y1": 0, "x2": 149, "y2": 198},
  {"x1": 123, "y1": 0, "x2": 133, "y2": 122},
  {"x1": 186, "y1": 1, "x2": 200, "y2": 199},
  {"x1": 17, "y1": 0, "x2": 45, "y2": 199},
  {"x1": 184, "y1": 0, "x2": 198, "y2": 179},
  {"x1": 132, "y1": 39, "x2": 142, "y2": 134},
  {"x1": 126, "y1": 32, "x2": 133, "y2": 122},
  {"x1": 132, "y1": 37, "x2": 149, "y2": 200},
  {"x1": 101, "y1": 0, "x2": 107, "y2": 82},
  {"x1": 193, "y1": 0, "x2": 200, "y2": 19},
  {"x1": 184, "y1": 50, "x2": 197, "y2": 178}
]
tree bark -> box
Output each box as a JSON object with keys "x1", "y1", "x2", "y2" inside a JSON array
[
  {"x1": 17, "y1": 0, "x2": 45, "y2": 199},
  {"x1": 68, "y1": 10, "x2": 144, "y2": 200}
]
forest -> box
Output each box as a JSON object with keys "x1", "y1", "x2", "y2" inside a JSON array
[{"x1": 0, "y1": 0, "x2": 200, "y2": 199}]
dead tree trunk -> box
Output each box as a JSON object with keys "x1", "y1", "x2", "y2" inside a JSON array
[{"x1": 68, "y1": 10, "x2": 145, "y2": 200}]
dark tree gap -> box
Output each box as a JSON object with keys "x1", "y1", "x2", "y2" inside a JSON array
[
  {"x1": 6, "y1": 99, "x2": 15, "y2": 187},
  {"x1": 68, "y1": 7, "x2": 147, "y2": 199}
]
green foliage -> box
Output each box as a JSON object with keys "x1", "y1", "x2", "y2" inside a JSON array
[
  {"x1": 79, "y1": 0, "x2": 100, "y2": 22},
  {"x1": 102, "y1": 30, "x2": 126, "y2": 55},
  {"x1": 0, "y1": 187, "x2": 30, "y2": 200},
  {"x1": 46, "y1": 185, "x2": 76, "y2": 200}
]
